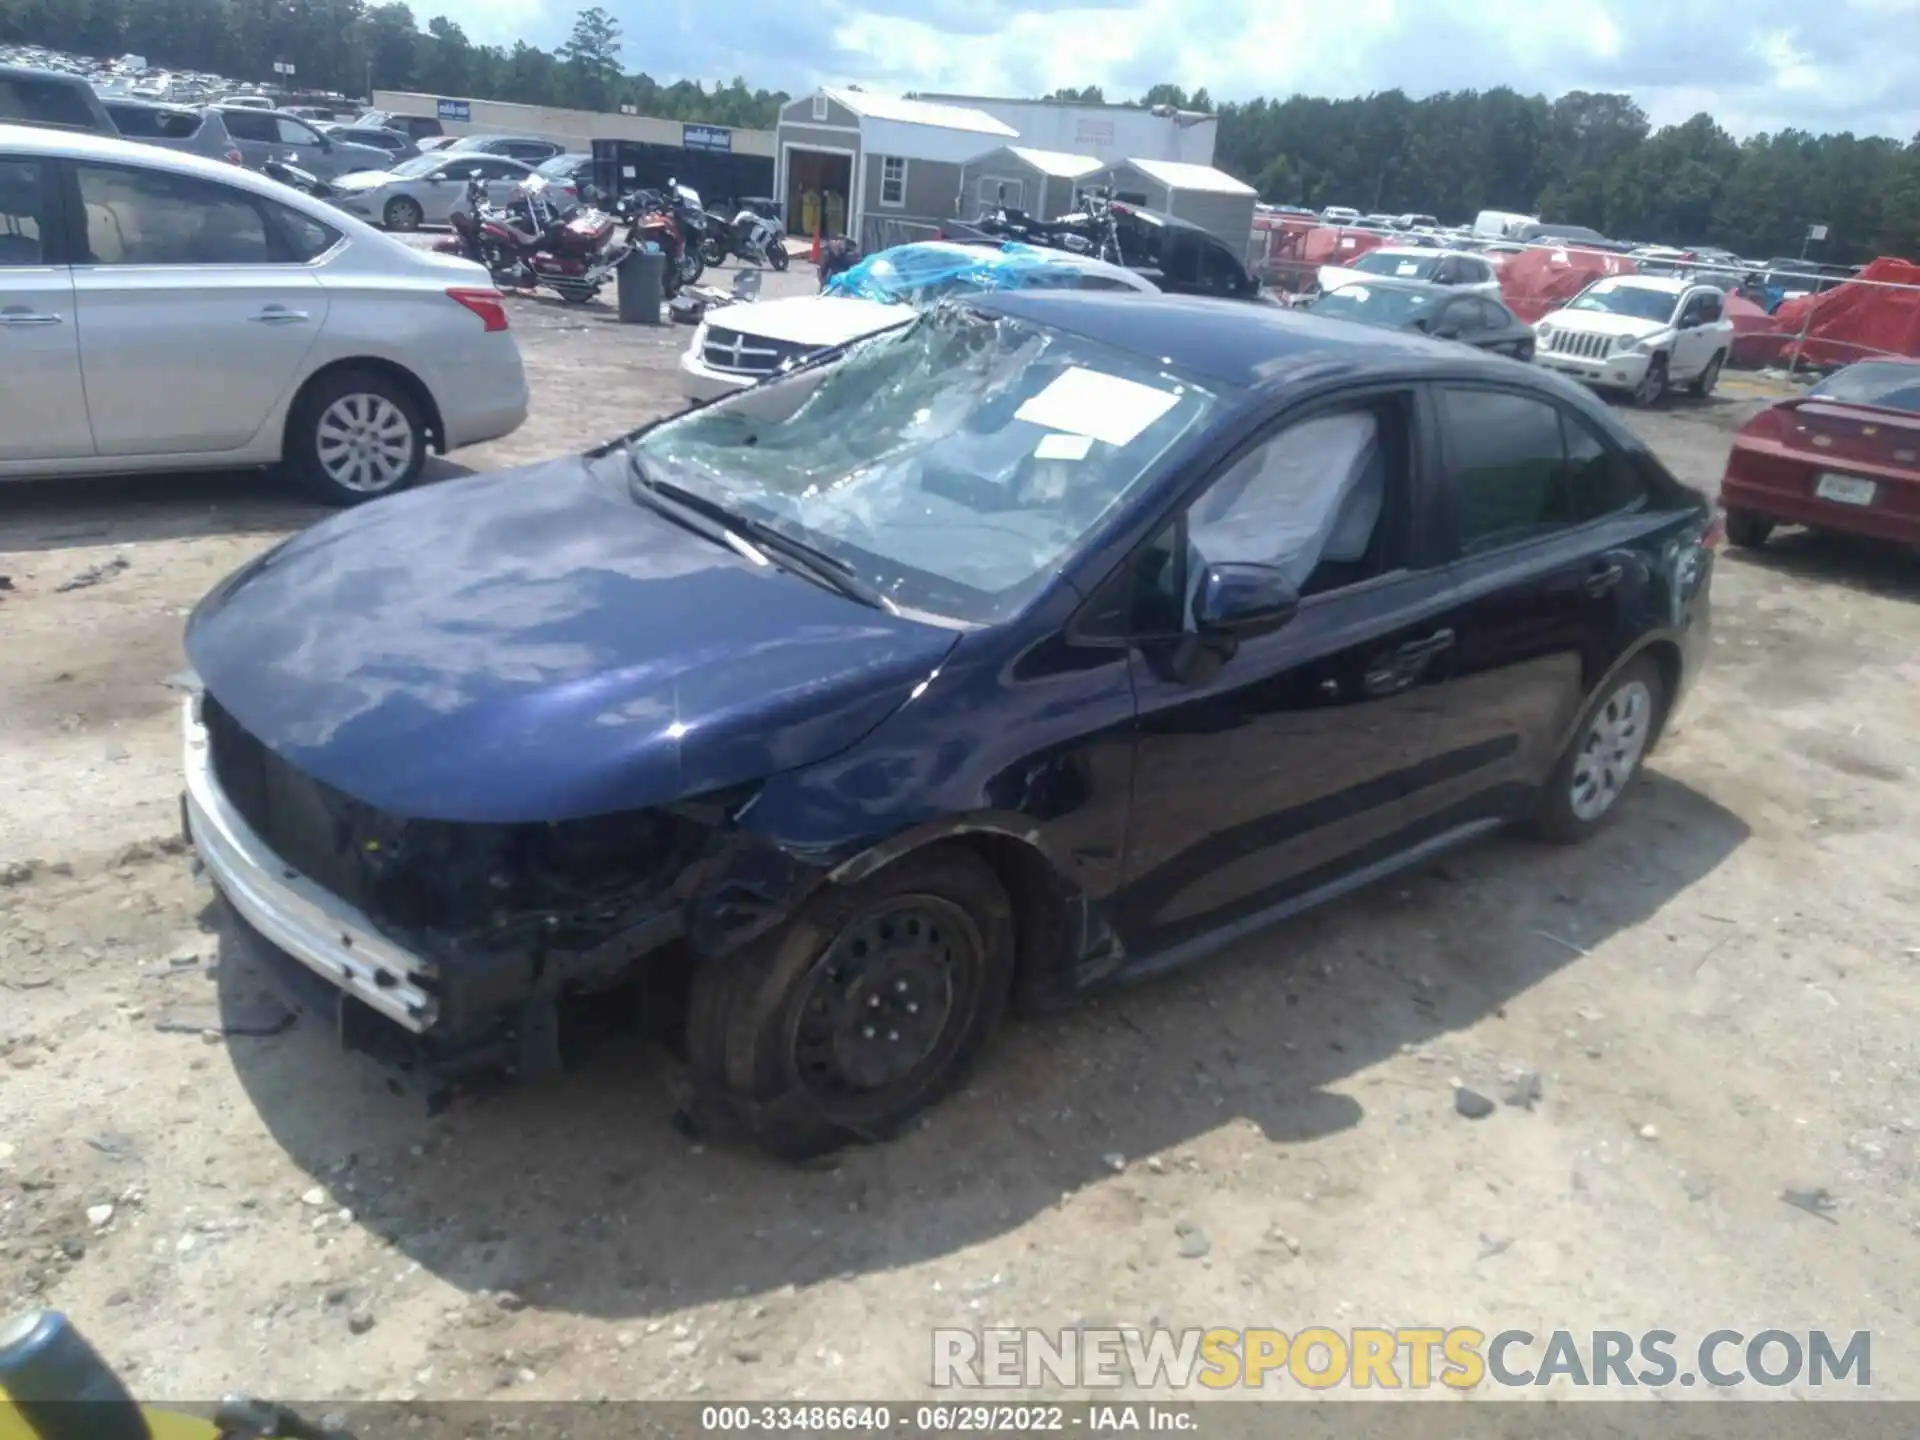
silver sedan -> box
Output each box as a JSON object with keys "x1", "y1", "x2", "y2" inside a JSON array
[
  {"x1": 326, "y1": 151, "x2": 534, "y2": 231},
  {"x1": 0, "y1": 121, "x2": 530, "y2": 505}
]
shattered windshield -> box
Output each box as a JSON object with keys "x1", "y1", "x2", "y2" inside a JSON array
[
  {"x1": 633, "y1": 305, "x2": 1221, "y2": 622},
  {"x1": 1565, "y1": 282, "x2": 1679, "y2": 324}
]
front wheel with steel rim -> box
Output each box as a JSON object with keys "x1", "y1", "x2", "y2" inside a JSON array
[
  {"x1": 1631, "y1": 354, "x2": 1669, "y2": 407},
  {"x1": 286, "y1": 370, "x2": 427, "y2": 505},
  {"x1": 383, "y1": 195, "x2": 423, "y2": 232},
  {"x1": 1688, "y1": 351, "x2": 1724, "y2": 398},
  {"x1": 686, "y1": 845, "x2": 1016, "y2": 1159},
  {"x1": 1527, "y1": 656, "x2": 1666, "y2": 843}
]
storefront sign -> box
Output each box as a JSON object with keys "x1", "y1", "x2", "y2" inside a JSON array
[
  {"x1": 683, "y1": 123, "x2": 732, "y2": 153},
  {"x1": 436, "y1": 98, "x2": 470, "y2": 121}
]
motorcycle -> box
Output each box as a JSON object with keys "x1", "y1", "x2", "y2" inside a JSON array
[
  {"x1": 2, "y1": 1307, "x2": 352, "y2": 1439},
  {"x1": 438, "y1": 173, "x2": 629, "y2": 305},
  {"x1": 702, "y1": 196, "x2": 789, "y2": 271},
  {"x1": 619, "y1": 181, "x2": 704, "y2": 297}
]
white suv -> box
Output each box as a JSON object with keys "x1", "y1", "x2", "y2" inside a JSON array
[
  {"x1": 1533, "y1": 275, "x2": 1734, "y2": 406},
  {"x1": 0, "y1": 122, "x2": 529, "y2": 503}
]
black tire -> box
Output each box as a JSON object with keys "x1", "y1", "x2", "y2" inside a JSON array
[
  {"x1": 284, "y1": 368, "x2": 428, "y2": 506},
  {"x1": 686, "y1": 845, "x2": 1016, "y2": 1159},
  {"x1": 701, "y1": 235, "x2": 726, "y2": 267},
  {"x1": 1688, "y1": 351, "x2": 1724, "y2": 398},
  {"x1": 1525, "y1": 655, "x2": 1666, "y2": 845},
  {"x1": 1631, "y1": 354, "x2": 1669, "y2": 407},
  {"x1": 1725, "y1": 507, "x2": 1774, "y2": 549},
  {"x1": 383, "y1": 195, "x2": 423, "y2": 232},
  {"x1": 679, "y1": 247, "x2": 705, "y2": 288},
  {"x1": 769, "y1": 244, "x2": 790, "y2": 272}
]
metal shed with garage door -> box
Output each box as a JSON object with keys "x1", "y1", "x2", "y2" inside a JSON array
[
  {"x1": 1084, "y1": 158, "x2": 1257, "y2": 251},
  {"x1": 957, "y1": 146, "x2": 1103, "y2": 223}
]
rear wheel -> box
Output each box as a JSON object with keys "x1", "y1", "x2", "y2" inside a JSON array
[
  {"x1": 383, "y1": 195, "x2": 423, "y2": 232},
  {"x1": 1689, "y1": 351, "x2": 1724, "y2": 398},
  {"x1": 685, "y1": 846, "x2": 1015, "y2": 1158},
  {"x1": 286, "y1": 369, "x2": 427, "y2": 506},
  {"x1": 769, "y1": 243, "x2": 790, "y2": 272},
  {"x1": 1526, "y1": 656, "x2": 1665, "y2": 844},
  {"x1": 1725, "y1": 507, "x2": 1774, "y2": 549},
  {"x1": 701, "y1": 235, "x2": 726, "y2": 267}
]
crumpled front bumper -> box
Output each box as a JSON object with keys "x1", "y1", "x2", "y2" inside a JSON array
[{"x1": 182, "y1": 696, "x2": 437, "y2": 1035}]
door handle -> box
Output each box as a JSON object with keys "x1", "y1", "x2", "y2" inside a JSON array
[
  {"x1": 1394, "y1": 628, "x2": 1456, "y2": 661},
  {"x1": 0, "y1": 308, "x2": 61, "y2": 327},
  {"x1": 249, "y1": 307, "x2": 310, "y2": 324},
  {"x1": 1583, "y1": 562, "x2": 1625, "y2": 597}
]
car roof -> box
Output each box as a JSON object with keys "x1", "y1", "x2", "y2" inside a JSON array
[
  {"x1": 965, "y1": 289, "x2": 1523, "y2": 388},
  {"x1": 0, "y1": 63, "x2": 91, "y2": 82},
  {"x1": 0, "y1": 120, "x2": 405, "y2": 222},
  {"x1": 1595, "y1": 275, "x2": 1691, "y2": 295}
]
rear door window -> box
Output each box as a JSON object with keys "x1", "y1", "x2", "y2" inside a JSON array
[
  {"x1": 0, "y1": 157, "x2": 49, "y2": 265},
  {"x1": 74, "y1": 163, "x2": 274, "y2": 266},
  {"x1": 221, "y1": 109, "x2": 275, "y2": 143},
  {"x1": 1439, "y1": 388, "x2": 1573, "y2": 554}
]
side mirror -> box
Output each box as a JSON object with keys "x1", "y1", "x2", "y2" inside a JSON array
[{"x1": 1194, "y1": 563, "x2": 1299, "y2": 640}]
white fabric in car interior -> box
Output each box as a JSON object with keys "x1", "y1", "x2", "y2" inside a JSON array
[{"x1": 1185, "y1": 410, "x2": 1383, "y2": 606}]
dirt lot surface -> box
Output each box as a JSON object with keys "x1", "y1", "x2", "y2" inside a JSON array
[{"x1": 2, "y1": 282, "x2": 1917, "y2": 1407}]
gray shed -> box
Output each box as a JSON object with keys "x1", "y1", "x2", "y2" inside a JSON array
[
  {"x1": 1085, "y1": 158, "x2": 1257, "y2": 251},
  {"x1": 957, "y1": 146, "x2": 1103, "y2": 222}
]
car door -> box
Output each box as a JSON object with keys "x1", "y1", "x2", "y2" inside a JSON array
[
  {"x1": 1459, "y1": 256, "x2": 1500, "y2": 297},
  {"x1": 1409, "y1": 384, "x2": 1656, "y2": 827},
  {"x1": 271, "y1": 114, "x2": 340, "y2": 178},
  {"x1": 1100, "y1": 388, "x2": 1462, "y2": 958},
  {"x1": 66, "y1": 158, "x2": 328, "y2": 456},
  {"x1": 217, "y1": 107, "x2": 279, "y2": 169},
  {"x1": 1673, "y1": 288, "x2": 1722, "y2": 378},
  {"x1": 1431, "y1": 296, "x2": 1486, "y2": 346},
  {"x1": 0, "y1": 153, "x2": 93, "y2": 463}
]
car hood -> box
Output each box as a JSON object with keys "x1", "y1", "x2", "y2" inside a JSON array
[
  {"x1": 330, "y1": 169, "x2": 393, "y2": 192},
  {"x1": 714, "y1": 295, "x2": 909, "y2": 346},
  {"x1": 185, "y1": 454, "x2": 960, "y2": 824},
  {"x1": 1537, "y1": 309, "x2": 1670, "y2": 339}
]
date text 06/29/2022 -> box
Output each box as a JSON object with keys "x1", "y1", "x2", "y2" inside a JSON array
[{"x1": 699, "y1": 1405, "x2": 1195, "y2": 1433}]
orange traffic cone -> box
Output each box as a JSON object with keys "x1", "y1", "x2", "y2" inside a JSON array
[{"x1": 810, "y1": 224, "x2": 822, "y2": 265}]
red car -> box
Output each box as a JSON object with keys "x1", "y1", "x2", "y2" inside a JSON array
[{"x1": 1721, "y1": 358, "x2": 1920, "y2": 550}]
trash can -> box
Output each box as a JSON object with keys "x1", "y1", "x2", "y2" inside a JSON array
[{"x1": 617, "y1": 249, "x2": 666, "y2": 325}]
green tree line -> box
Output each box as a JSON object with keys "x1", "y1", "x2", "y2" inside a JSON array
[{"x1": 6, "y1": 0, "x2": 1917, "y2": 261}]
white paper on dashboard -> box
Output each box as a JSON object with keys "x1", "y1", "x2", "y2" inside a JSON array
[
  {"x1": 1014, "y1": 366, "x2": 1179, "y2": 449},
  {"x1": 1033, "y1": 431, "x2": 1094, "y2": 460}
]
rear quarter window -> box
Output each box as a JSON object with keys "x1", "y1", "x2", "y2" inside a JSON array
[{"x1": 108, "y1": 107, "x2": 202, "y2": 140}]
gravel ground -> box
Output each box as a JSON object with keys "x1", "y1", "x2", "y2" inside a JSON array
[{"x1": 1, "y1": 290, "x2": 1917, "y2": 1406}]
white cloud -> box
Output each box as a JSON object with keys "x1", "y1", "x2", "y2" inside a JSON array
[{"x1": 494, "y1": 0, "x2": 1920, "y2": 139}]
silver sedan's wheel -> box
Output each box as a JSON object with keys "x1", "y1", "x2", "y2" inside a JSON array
[
  {"x1": 287, "y1": 369, "x2": 428, "y2": 505},
  {"x1": 1569, "y1": 679, "x2": 1653, "y2": 822},
  {"x1": 316, "y1": 393, "x2": 417, "y2": 495}
]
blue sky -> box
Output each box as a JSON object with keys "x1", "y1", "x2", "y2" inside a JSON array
[{"x1": 458, "y1": 0, "x2": 1920, "y2": 140}]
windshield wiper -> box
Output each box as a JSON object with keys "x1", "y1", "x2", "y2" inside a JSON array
[{"x1": 623, "y1": 449, "x2": 896, "y2": 613}]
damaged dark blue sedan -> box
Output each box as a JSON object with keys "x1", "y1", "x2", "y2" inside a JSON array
[{"x1": 182, "y1": 291, "x2": 1716, "y2": 1156}]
